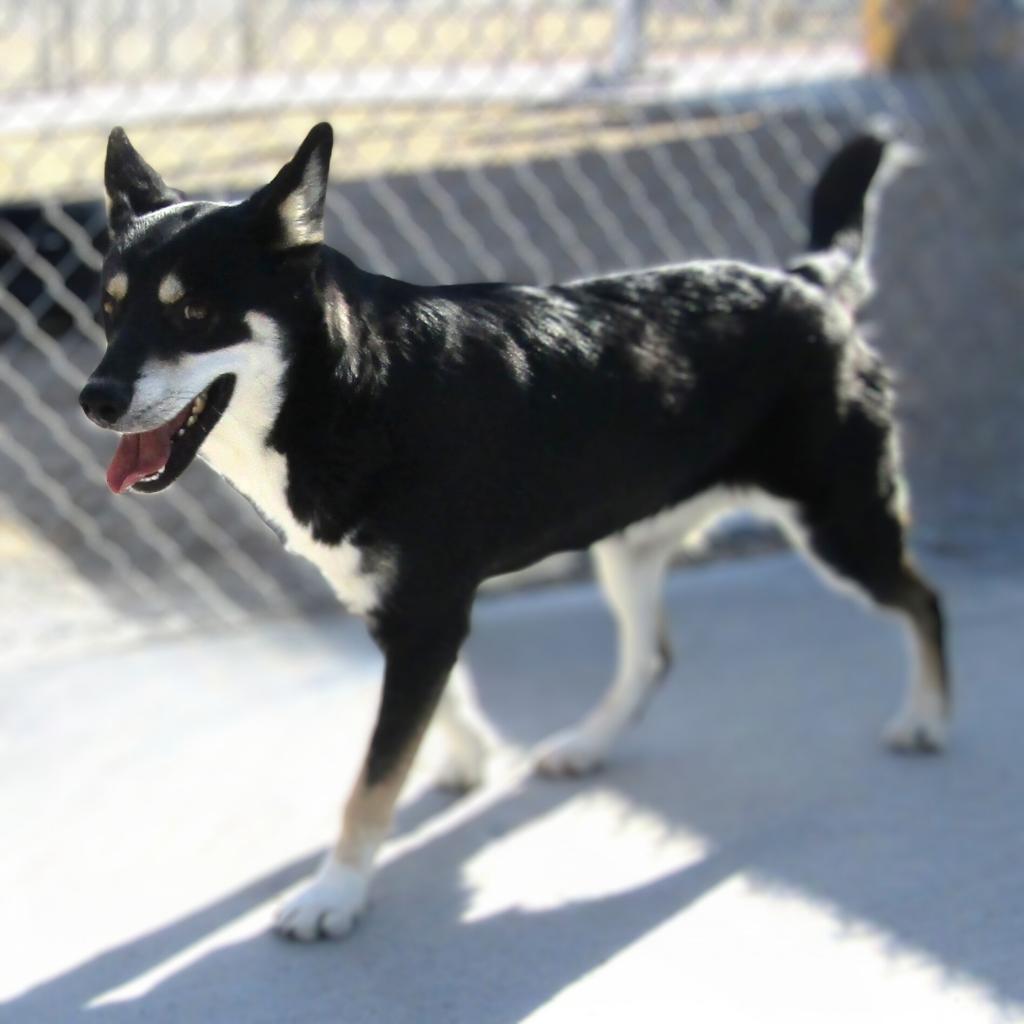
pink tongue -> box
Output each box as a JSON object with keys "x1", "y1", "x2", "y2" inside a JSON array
[{"x1": 106, "y1": 423, "x2": 177, "y2": 494}]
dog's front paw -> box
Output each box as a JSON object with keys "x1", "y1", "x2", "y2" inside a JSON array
[
  {"x1": 432, "y1": 749, "x2": 488, "y2": 792},
  {"x1": 430, "y1": 728, "x2": 496, "y2": 792},
  {"x1": 882, "y1": 705, "x2": 948, "y2": 754},
  {"x1": 274, "y1": 859, "x2": 369, "y2": 942},
  {"x1": 534, "y1": 728, "x2": 608, "y2": 778}
]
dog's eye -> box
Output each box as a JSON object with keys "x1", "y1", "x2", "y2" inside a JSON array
[{"x1": 183, "y1": 302, "x2": 208, "y2": 321}]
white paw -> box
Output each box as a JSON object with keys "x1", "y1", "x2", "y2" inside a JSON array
[
  {"x1": 431, "y1": 737, "x2": 526, "y2": 792},
  {"x1": 429, "y1": 726, "x2": 495, "y2": 792},
  {"x1": 431, "y1": 748, "x2": 487, "y2": 792},
  {"x1": 882, "y1": 706, "x2": 948, "y2": 753},
  {"x1": 534, "y1": 728, "x2": 609, "y2": 778},
  {"x1": 274, "y1": 859, "x2": 369, "y2": 942},
  {"x1": 429, "y1": 715, "x2": 511, "y2": 792}
]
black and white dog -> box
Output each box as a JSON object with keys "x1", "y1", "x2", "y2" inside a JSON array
[{"x1": 81, "y1": 123, "x2": 948, "y2": 941}]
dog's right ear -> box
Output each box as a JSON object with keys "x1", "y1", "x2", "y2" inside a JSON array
[{"x1": 105, "y1": 128, "x2": 183, "y2": 234}]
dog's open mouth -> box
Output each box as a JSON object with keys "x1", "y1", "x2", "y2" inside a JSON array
[{"x1": 106, "y1": 375, "x2": 235, "y2": 495}]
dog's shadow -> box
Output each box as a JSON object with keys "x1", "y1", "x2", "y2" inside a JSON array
[
  {"x1": 8, "y1": 732, "x2": 1024, "y2": 1023},
  {"x1": 1, "y1": 773, "x2": 746, "y2": 1024},
  {"x1": 7, "y1": 559, "x2": 1024, "y2": 1021}
]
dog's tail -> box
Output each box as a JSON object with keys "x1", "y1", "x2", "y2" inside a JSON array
[{"x1": 788, "y1": 125, "x2": 915, "y2": 310}]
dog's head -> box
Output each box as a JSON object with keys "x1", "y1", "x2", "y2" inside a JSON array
[{"x1": 80, "y1": 122, "x2": 334, "y2": 494}]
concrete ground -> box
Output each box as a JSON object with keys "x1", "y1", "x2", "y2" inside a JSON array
[{"x1": 2, "y1": 551, "x2": 1023, "y2": 1023}]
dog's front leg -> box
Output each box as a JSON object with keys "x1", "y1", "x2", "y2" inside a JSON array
[
  {"x1": 429, "y1": 657, "x2": 504, "y2": 791},
  {"x1": 275, "y1": 599, "x2": 472, "y2": 942}
]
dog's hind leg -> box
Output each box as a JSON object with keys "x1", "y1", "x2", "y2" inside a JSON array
[
  {"x1": 879, "y1": 565, "x2": 948, "y2": 752},
  {"x1": 798, "y1": 492, "x2": 950, "y2": 753},
  {"x1": 536, "y1": 531, "x2": 675, "y2": 776},
  {"x1": 428, "y1": 656, "x2": 504, "y2": 791}
]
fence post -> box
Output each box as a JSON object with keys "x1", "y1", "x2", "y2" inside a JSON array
[
  {"x1": 239, "y1": 0, "x2": 262, "y2": 75},
  {"x1": 37, "y1": 1, "x2": 53, "y2": 91},
  {"x1": 610, "y1": 0, "x2": 648, "y2": 79},
  {"x1": 59, "y1": 0, "x2": 75, "y2": 90}
]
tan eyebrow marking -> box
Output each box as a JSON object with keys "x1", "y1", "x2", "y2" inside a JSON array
[
  {"x1": 158, "y1": 272, "x2": 185, "y2": 305},
  {"x1": 106, "y1": 272, "x2": 128, "y2": 301}
]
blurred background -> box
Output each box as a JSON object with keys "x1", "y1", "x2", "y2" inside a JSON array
[
  {"x1": 2, "y1": 4, "x2": 1023, "y2": 1020},
  {"x1": 0, "y1": 0, "x2": 1020, "y2": 664}
]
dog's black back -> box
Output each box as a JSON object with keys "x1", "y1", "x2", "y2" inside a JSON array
[{"x1": 279, "y1": 251, "x2": 878, "y2": 597}]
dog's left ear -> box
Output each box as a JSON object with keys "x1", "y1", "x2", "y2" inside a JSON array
[
  {"x1": 244, "y1": 123, "x2": 333, "y2": 251},
  {"x1": 105, "y1": 128, "x2": 184, "y2": 234}
]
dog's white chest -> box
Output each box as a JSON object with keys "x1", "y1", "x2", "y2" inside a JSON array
[
  {"x1": 178, "y1": 312, "x2": 389, "y2": 615},
  {"x1": 208, "y1": 435, "x2": 385, "y2": 616},
  {"x1": 200, "y1": 397, "x2": 385, "y2": 617},
  {"x1": 284, "y1": 521, "x2": 383, "y2": 617}
]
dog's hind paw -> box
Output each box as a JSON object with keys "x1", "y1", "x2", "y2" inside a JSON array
[
  {"x1": 274, "y1": 859, "x2": 369, "y2": 942},
  {"x1": 534, "y1": 728, "x2": 609, "y2": 778},
  {"x1": 882, "y1": 707, "x2": 948, "y2": 754}
]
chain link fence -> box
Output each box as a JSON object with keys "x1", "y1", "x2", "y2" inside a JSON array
[{"x1": 0, "y1": 0, "x2": 1020, "y2": 661}]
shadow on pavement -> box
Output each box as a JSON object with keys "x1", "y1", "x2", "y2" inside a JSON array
[
  {"x1": 5, "y1": 555, "x2": 1024, "y2": 1022},
  {"x1": 2, "y1": 779, "x2": 743, "y2": 1024}
]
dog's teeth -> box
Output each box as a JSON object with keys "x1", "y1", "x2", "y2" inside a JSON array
[
  {"x1": 176, "y1": 427, "x2": 185, "y2": 437},
  {"x1": 193, "y1": 394, "x2": 206, "y2": 414},
  {"x1": 186, "y1": 414, "x2": 197, "y2": 427}
]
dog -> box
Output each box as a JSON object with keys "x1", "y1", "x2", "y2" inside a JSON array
[{"x1": 80, "y1": 122, "x2": 948, "y2": 941}]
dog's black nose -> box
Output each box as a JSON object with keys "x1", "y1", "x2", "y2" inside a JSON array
[{"x1": 79, "y1": 378, "x2": 131, "y2": 428}]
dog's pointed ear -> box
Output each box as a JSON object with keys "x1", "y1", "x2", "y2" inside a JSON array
[
  {"x1": 244, "y1": 123, "x2": 333, "y2": 251},
  {"x1": 104, "y1": 128, "x2": 183, "y2": 234}
]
